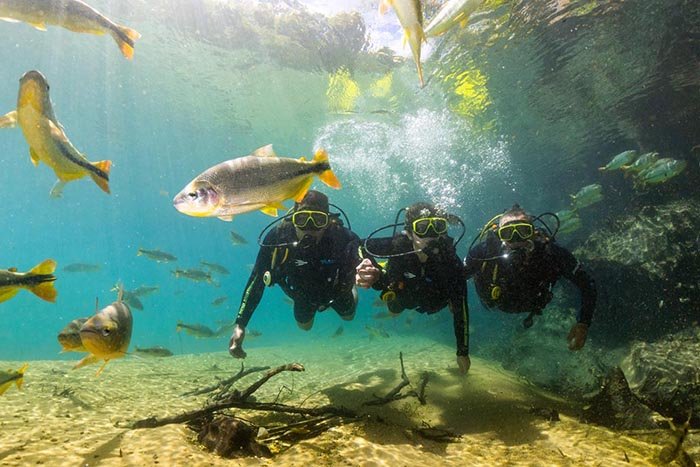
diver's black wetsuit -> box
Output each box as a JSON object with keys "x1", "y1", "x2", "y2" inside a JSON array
[
  {"x1": 464, "y1": 231, "x2": 596, "y2": 325},
  {"x1": 363, "y1": 234, "x2": 470, "y2": 357},
  {"x1": 235, "y1": 220, "x2": 360, "y2": 327}
]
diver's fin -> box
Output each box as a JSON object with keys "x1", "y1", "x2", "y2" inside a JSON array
[
  {"x1": 0, "y1": 288, "x2": 20, "y2": 304},
  {"x1": 29, "y1": 148, "x2": 40, "y2": 167},
  {"x1": 111, "y1": 25, "x2": 141, "y2": 60},
  {"x1": 313, "y1": 149, "x2": 342, "y2": 189},
  {"x1": 252, "y1": 144, "x2": 277, "y2": 158},
  {"x1": 378, "y1": 0, "x2": 391, "y2": 15},
  {"x1": 292, "y1": 177, "x2": 314, "y2": 203},
  {"x1": 218, "y1": 215, "x2": 234, "y2": 222},
  {"x1": 89, "y1": 160, "x2": 112, "y2": 194},
  {"x1": 29, "y1": 21, "x2": 47, "y2": 31},
  {"x1": 50, "y1": 180, "x2": 66, "y2": 198},
  {"x1": 259, "y1": 206, "x2": 279, "y2": 217},
  {"x1": 0, "y1": 110, "x2": 17, "y2": 128},
  {"x1": 73, "y1": 354, "x2": 100, "y2": 370}
]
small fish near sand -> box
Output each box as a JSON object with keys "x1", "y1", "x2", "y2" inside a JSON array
[
  {"x1": 63, "y1": 263, "x2": 101, "y2": 273},
  {"x1": 200, "y1": 261, "x2": 230, "y2": 275},
  {"x1": 172, "y1": 268, "x2": 215, "y2": 285},
  {"x1": 229, "y1": 230, "x2": 248, "y2": 246},
  {"x1": 211, "y1": 296, "x2": 228, "y2": 307},
  {"x1": 175, "y1": 321, "x2": 217, "y2": 338},
  {"x1": 598, "y1": 150, "x2": 638, "y2": 172},
  {"x1": 74, "y1": 287, "x2": 133, "y2": 376},
  {"x1": 133, "y1": 346, "x2": 173, "y2": 357},
  {"x1": 379, "y1": 0, "x2": 426, "y2": 87},
  {"x1": 424, "y1": 0, "x2": 484, "y2": 37},
  {"x1": 331, "y1": 325, "x2": 344, "y2": 338},
  {"x1": 57, "y1": 317, "x2": 88, "y2": 352},
  {"x1": 172, "y1": 145, "x2": 341, "y2": 222},
  {"x1": 365, "y1": 324, "x2": 390, "y2": 340},
  {"x1": 0, "y1": 259, "x2": 57, "y2": 304},
  {"x1": 0, "y1": 71, "x2": 111, "y2": 197},
  {"x1": 0, "y1": 0, "x2": 141, "y2": 59},
  {"x1": 0, "y1": 363, "x2": 28, "y2": 396},
  {"x1": 137, "y1": 247, "x2": 177, "y2": 263},
  {"x1": 570, "y1": 183, "x2": 603, "y2": 210}
]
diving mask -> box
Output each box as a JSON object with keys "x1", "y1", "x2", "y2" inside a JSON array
[
  {"x1": 292, "y1": 210, "x2": 329, "y2": 230},
  {"x1": 497, "y1": 222, "x2": 533, "y2": 242},
  {"x1": 412, "y1": 217, "x2": 448, "y2": 237}
]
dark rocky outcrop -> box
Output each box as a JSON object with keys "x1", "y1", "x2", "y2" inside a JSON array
[
  {"x1": 195, "y1": 415, "x2": 272, "y2": 459},
  {"x1": 621, "y1": 328, "x2": 700, "y2": 427}
]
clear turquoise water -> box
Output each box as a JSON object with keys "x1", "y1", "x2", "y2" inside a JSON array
[{"x1": 0, "y1": 0, "x2": 697, "y2": 363}]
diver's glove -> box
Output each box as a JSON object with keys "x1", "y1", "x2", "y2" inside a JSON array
[
  {"x1": 228, "y1": 324, "x2": 247, "y2": 359},
  {"x1": 567, "y1": 322, "x2": 589, "y2": 351}
]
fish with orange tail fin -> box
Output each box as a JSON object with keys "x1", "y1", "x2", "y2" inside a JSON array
[
  {"x1": 173, "y1": 145, "x2": 341, "y2": 222},
  {"x1": 0, "y1": 0, "x2": 140, "y2": 59},
  {"x1": 379, "y1": 0, "x2": 426, "y2": 87},
  {"x1": 0, "y1": 71, "x2": 112, "y2": 197},
  {"x1": 0, "y1": 259, "x2": 57, "y2": 304},
  {"x1": 0, "y1": 363, "x2": 28, "y2": 395},
  {"x1": 74, "y1": 286, "x2": 132, "y2": 376}
]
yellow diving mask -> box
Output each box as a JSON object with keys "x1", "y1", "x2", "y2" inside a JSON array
[
  {"x1": 292, "y1": 210, "x2": 329, "y2": 230},
  {"x1": 411, "y1": 217, "x2": 448, "y2": 237},
  {"x1": 497, "y1": 222, "x2": 534, "y2": 242}
]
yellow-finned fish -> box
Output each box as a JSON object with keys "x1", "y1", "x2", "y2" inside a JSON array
[
  {"x1": 0, "y1": 0, "x2": 140, "y2": 59},
  {"x1": 0, "y1": 259, "x2": 57, "y2": 304},
  {"x1": 74, "y1": 288, "x2": 132, "y2": 376},
  {"x1": 379, "y1": 0, "x2": 426, "y2": 87},
  {"x1": 0, "y1": 71, "x2": 112, "y2": 197},
  {"x1": 173, "y1": 145, "x2": 341, "y2": 221},
  {"x1": 0, "y1": 363, "x2": 28, "y2": 396},
  {"x1": 424, "y1": 0, "x2": 484, "y2": 37}
]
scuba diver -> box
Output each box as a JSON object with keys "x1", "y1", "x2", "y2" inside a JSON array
[
  {"x1": 355, "y1": 202, "x2": 471, "y2": 375},
  {"x1": 464, "y1": 204, "x2": 596, "y2": 351},
  {"x1": 229, "y1": 190, "x2": 360, "y2": 359}
]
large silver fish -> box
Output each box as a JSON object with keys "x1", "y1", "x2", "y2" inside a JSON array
[
  {"x1": 0, "y1": 71, "x2": 111, "y2": 197},
  {"x1": 173, "y1": 145, "x2": 341, "y2": 221},
  {"x1": 0, "y1": 0, "x2": 140, "y2": 59},
  {"x1": 425, "y1": 0, "x2": 484, "y2": 37},
  {"x1": 379, "y1": 0, "x2": 426, "y2": 87},
  {"x1": 74, "y1": 289, "x2": 132, "y2": 376}
]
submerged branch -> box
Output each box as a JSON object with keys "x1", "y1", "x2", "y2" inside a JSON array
[{"x1": 181, "y1": 363, "x2": 270, "y2": 398}]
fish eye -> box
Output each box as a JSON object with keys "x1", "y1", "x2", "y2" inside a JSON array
[
  {"x1": 102, "y1": 328, "x2": 111, "y2": 336},
  {"x1": 188, "y1": 192, "x2": 197, "y2": 199}
]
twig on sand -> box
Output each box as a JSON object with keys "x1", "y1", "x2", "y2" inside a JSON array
[
  {"x1": 364, "y1": 352, "x2": 429, "y2": 406},
  {"x1": 181, "y1": 363, "x2": 270, "y2": 398}
]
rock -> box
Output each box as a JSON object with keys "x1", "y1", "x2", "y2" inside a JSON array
[
  {"x1": 196, "y1": 415, "x2": 272, "y2": 459},
  {"x1": 621, "y1": 328, "x2": 700, "y2": 426},
  {"x1": 581, "y1": 367, "x2": 658, "y2": 430},
  {"x1": 573, "y1": 199, "x2": 700, "y2": 343}
]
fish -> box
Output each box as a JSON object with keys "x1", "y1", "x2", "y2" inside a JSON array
[
  {"x1": 372, "y1": 311, "x2": 395, "y2": 320},
  {"x1": 555, "y1": 209, "x2": 578, "y2": 222},
  {"x1": 75, "y1": 288, "x2": 133, "y2": 376},
  {"x1": 172, "y1": 268, "x2": 214, "y2": 284},
  {"x1": 570, "y1": 183, "x2": 603, "y2": 210},
  {"x1": 331, "y1": 325, "x2": 344, "y2": 338},
  {"x1": 0, "y1": 259, "x2": 57, "y2": 304},
  {"x1": 424, "y1": 0, "x2": 484, "y2": 37},
  {"x1": 137, "y1": 247, "x2": 177, "y2": 263},
  {"x1": 57, "y1": 317, "x2": 88, "y2": 352},
  {"x1": 620, "y1": 151, "x2": 659, "y2": 175},
  {"x1": 213, "y1": 319, "x2": 235, "y2": 337},
  {"x1": 0, "y1": 0, "x2": 140, "y2": 59},
  {"x1": 229, "y1": 230, "x2": 248, "y2": 245},
  {"x1": 0, "y1": 71, "x2": 111, "y2": 197},
  {"x1": 598, "y1": 150, "x2": 638, "y2": 172},
  {"x1": 635, "y1": 158, "x2": 687, "y2": 186},
  {"x1": 379, "y1": 0, "x2": 426, "y2": 87},
  {"x1": 63, "y1": 263, "x2": 101, "y2": 273},
  {"x1": 131, "y1": 285, "x2": 159, "y2": 297},
  {"x1": 247, "y1": 329, "x2": 262, "y2": 339},
  {"x1": 176, "y1": 321, "x2": 217, "y2": 338},
  {"x1": 365, "y1": 324, "x2": 390, "y2": 339},
  {"x1": 173, "y1": 145, "x2": 341, "y2": 221},
  {"x1": 133, "y1": 346, "x2": 173, "y2": 357},
  {"x1": 200, "y1": 261, "x2": 230, "y2": 275},
  {"x1": 0, "y1": 363, "x2": 28, "y2": 396},
  {"x1": 110, "y1": 285, "x2": 143, "y2": 311},
  {"x1": 211, "y1": 296, "x2": 228, "y2": 307}
]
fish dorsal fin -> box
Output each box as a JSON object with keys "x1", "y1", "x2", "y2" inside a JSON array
[
  {"x1": 252, "y1": 144, "x2": 277, "y2": 158},
  {"x1": 260, "y1": 206, "x2": 279, "y2": 217},
  {"x1": 29, "y1": 22, "x2": 47, "y2": 31}
]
